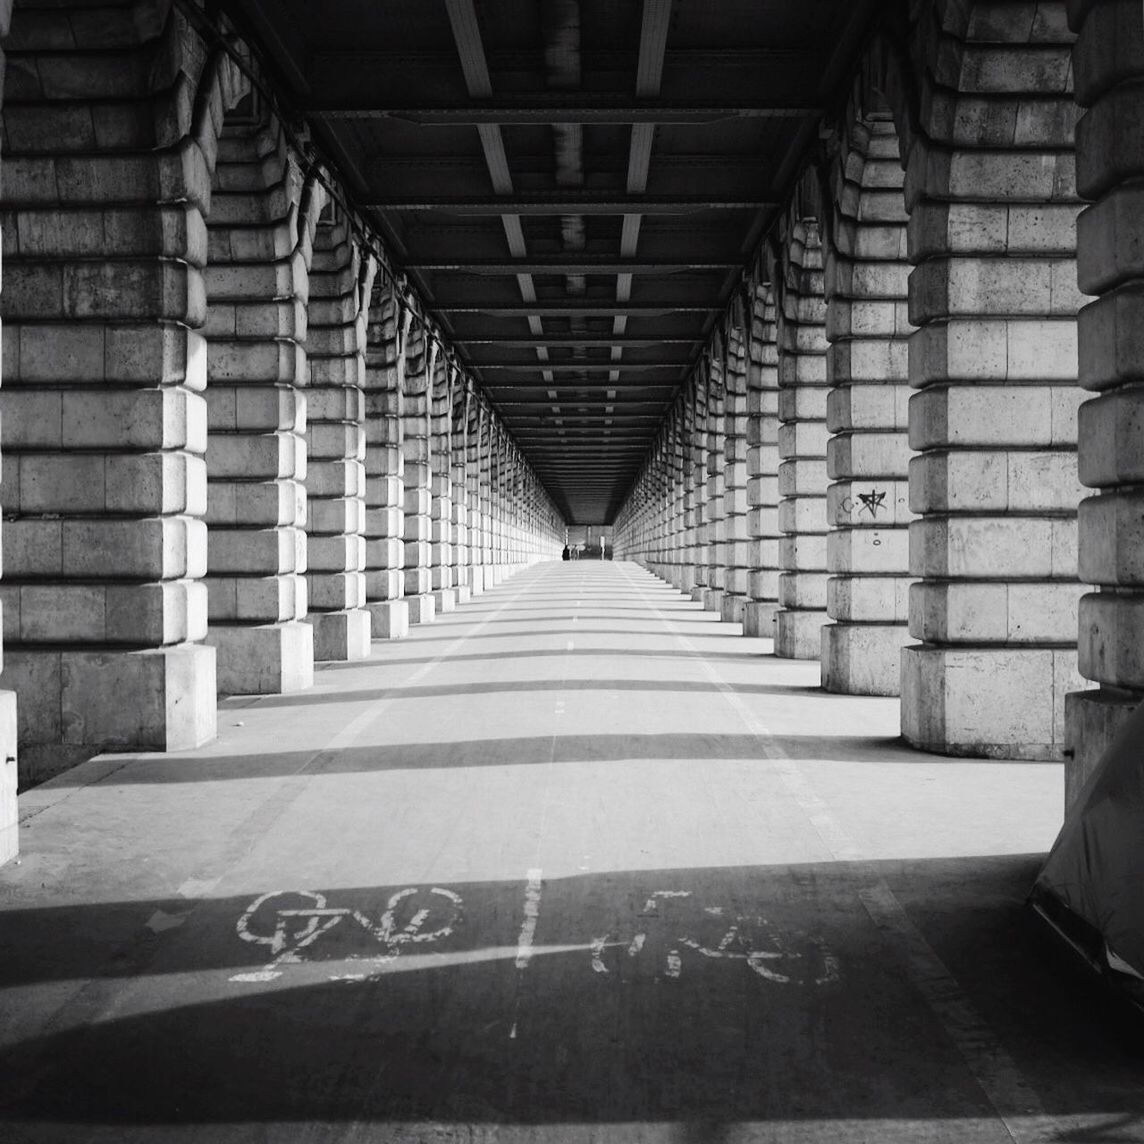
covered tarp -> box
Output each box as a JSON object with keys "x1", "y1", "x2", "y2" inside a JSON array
[{"x1": 1031, "y1": 701, "x2": 1144, "y2": 1002}]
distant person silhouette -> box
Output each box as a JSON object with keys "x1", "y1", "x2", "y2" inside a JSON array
[{"x1": 561, "y1": 545, "x2": 570, "y2": 561}]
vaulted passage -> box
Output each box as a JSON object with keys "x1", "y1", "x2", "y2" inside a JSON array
[
  {"x1": 3, "y1": 0, "x2": 1144, "y2": 1134},
  {"x1": 4, "y1": 562, "x2": 1138, "y2": 1141}
]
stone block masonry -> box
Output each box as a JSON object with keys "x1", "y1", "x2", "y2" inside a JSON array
[
  {"x1": 202, "y1": 117, "x2": 316, "y2": 695},
  {"x1": 775, "y1": 220, "x2": 830, "y2": 660},
  {"x1": 901, "y1": 0, "x2": 1087, "y2": 759},
  {"x1": 303, "y1": 209, "x2": 374, "y2": 661},
  {"x1": 1, "y1": 3, "x2": 218, "y2": 782},
  {"x1": 822, "y1": 113, "x2": 915, "y2": 696}
]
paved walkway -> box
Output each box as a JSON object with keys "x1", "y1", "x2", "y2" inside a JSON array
[{"x1": 1, "y1": 562, "x2": 1140, "y2": 1143}]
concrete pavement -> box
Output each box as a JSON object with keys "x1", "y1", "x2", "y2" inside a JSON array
[{"x1": 0, "y1": 561, "x2": 1139, "y2": 1143}]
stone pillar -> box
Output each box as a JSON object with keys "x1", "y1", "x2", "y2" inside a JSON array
[
  {"x1": 1, "y1": 5, "x2": 217, "y2": 783},
  {"x1": 688, "y1": 375, "x2": 710, "y2": 602},
  {"x1": 822, "y1": 114, "x2": 914, "y2": 695},
  {"x1": 451, "y1": 381, "x2": 472, "y2": 603},
  {"x1": 478, "y1": 408, "x2": 495, "y2": 586},
  {"x1": 743, "y1": 283, "x2": 782, "y2": 638},
  {"x1": 1066, "y1": 0, "x2": 1144, "y2": 797},
  {"x1": 704, "y1": 366, "x2": 727, "y2": 613},
  {"x1": 429, "y1": 362, "x2": 456, "y2": 614},
  {"x1": 402, "y1": 323, "x2": 436, "y2": 624},
  {"x1": 776, "y1": 221, "x2": 831, "y2": 659},
  {"x1": 492, "y1": 428, "x2": 508, "y2": 580},
  {"x1": 0, "y1": 0, "x2": 17, "y2": 859},
  {"x1": 362, "y1": 289, "x2": 409, "y2": 639},
  {"x1": 722, "y1": 329, "x2": 750, "y2": 623},
  {"x1": 303, "y1": 210, "x2": 372, "y2": 661},
  {"x1": 902, "y1": 0, "x2": 1085, "y2": 759},
  {"x1": 201, "y1": 116, "x2": 315, "y2": 696},
  {"x1": 668, "y1": 413, "x2": 688, "y2": 588},
  {"x1": 468, "y1": 398, "x2": 487, "y2": 594}
]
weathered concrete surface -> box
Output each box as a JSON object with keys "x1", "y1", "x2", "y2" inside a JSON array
[{"x1": 0, "y1": 562, "x2": 1135, "y2": 1143}]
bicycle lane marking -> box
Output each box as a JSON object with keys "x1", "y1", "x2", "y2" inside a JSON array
[
  {"x1": 12, "y1": 568, "x2": 556, "y2": 1060},
  {"x1": 619, "y1": 562, "x2": 1056, "y2": 1144}
]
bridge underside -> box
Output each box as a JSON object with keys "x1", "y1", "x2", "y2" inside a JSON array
[{"x1": 1, "y1": 0, "x2": 1144, "y2": 1131}]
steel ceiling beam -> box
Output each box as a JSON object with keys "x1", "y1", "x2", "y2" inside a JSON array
[
  {"x1": 473, "y1": 361, "x2": 690, "y2": 371},
  {"x1": 368, "y1": 194, "x2": 773, "y2": 215},
  {"x1": 407, "y1": 258, "x2": 738, "y2": 274},
  {"x1": 442, "y1": 302, "x2": 715, "y2": 315},
  {"x1": 308, "y1": 101, "x2": 819, "y2": 124},
  {"x1": 458, "y1": 335, "x2": 697, "y2": 346}
]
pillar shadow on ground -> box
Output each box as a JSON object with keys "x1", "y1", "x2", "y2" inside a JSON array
[
  {"x1": 1, "y1": 857, "x2": 1141, "y2": 1141},
  {"x1": 36, "y1": 731, "x2": 961, "y2": 788}
]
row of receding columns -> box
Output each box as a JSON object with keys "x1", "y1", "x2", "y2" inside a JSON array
[
  {"x1": 616, "y1": 0, "x2": 1123, "y2": 781},
  {"x1": 0, "y1": 0, "x2": 563, "y2": 828}
]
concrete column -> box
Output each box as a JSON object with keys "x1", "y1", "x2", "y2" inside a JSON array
[
  {"x1": 902, "y1": 0, "x2": 1085, "y2": 759},
  {"x1": 201, "y1": 117, "x2": 316, "y2": 696},
  {"x1": 1066, "y1": 0, "x2": 1144, "y2": 796},
  {"x1": 822, "y1": 114, "x2": 914, "y2": 695},
  {"x1": 429, "y1": 363, "x2": 456, "y2": 614},
  {"x1": 721, "y1": 330, "x2": 750, "y2": 623},
  {"x1": 303, "y1": 211, "x2": 373, "y2": 661},
  {"x1": 776, "y1": 222, "x2": 830, "y2": 660},
  {"x1": 704, "y1": 369, "x2": 727, "y2": 613},
  {"x1": 743, "y1": 284, "x2": 782, "y2": 638},
  {"x1": 451, "y1": 382, "x2": 472, "y2": 602},
  {"x1": 0, "y1": 0, "x2": 17, "y2": 860},
  {"x1": 1, "y1": 6, "x2": 217, "y2": 783},
  {"x1": 402, "y1": 324, "x2": 436, "y2": 624}
]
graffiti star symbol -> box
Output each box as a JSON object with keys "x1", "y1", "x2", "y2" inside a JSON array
[{"x1": 856, "y1": 490, "x2": 887, "y2": 518}]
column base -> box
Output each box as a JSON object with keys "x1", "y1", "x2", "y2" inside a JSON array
[
  {"x1": 408, "y1": 594, "x2": 437, "y2": 625},
  {"x1": 0, "y1": 692, "x2": 17, "y2": 866},
  {"x1": 367, "y1": 599, "x2": 409, "y2": 640},
  {"x1": 775, "y1": 609, "x2": 827, "y2": 660},
  {"x1": 455, "y1": 584, "x2": 472, "y2": 606},
  {"x1": 821, "y1": 623, "x2": 910, "y2": 696},
  {"x1": 702, "y1": 589, "x2": 725, "y2": 614},
  {"x1": 721, "y1": 594, "x2": 746, "y2": 624},
  {"x1": 902, "y1": 645, "x2": 1082, "y2": 761},
  {"x1": 1064, "y1": 688, "x2": 1138, "y2": 810},
  {"x1": 741, "y1": 601, "x2": 778, "y2": 638},
  {"x1": 308, "y1": 609, "x2": 372, "y2": 663},
  {"x1": 3, "y1": 644, "x2": 217, "y2": 789},
  {"x1": 678, "y1": 567, "x2": 697, "y2": 594},
  {"x1": 432, "y1": 588, "x2": 458, "y2": 614},
  {"x1": 207, "y1": 620, "x2": 313, "y2": 696},
  {"x1": 689, "y1": 587, "x2": 705, "y2": 603}
]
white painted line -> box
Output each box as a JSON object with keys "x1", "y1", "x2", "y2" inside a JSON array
[{"x1": 515, "y1": 869, "x2": 543, "y2": 970}]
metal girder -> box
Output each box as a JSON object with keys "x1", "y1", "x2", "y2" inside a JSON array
[
  {"x1": 369, "y1": 194, "x2": 772, "y2": 215},
  {"x1": 441, "y1": 302, "x2": 716, "y2": 315},
  {"x1": 406, "y1": 257, "x2": 738, "y2": 274},
  {"x1": 473, "y1": 362, "x2": 690, "y2": 371},
  {"x1": 308, "y1": 100, "x2": 819, "y2": 124},
  {"x1": 457, "y1": 336, "x2": 698, "y2": 347}
]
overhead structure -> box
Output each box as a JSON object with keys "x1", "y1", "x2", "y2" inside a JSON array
[{"x1": 224, "y1": 0, "x2": 876, "y2": 524}]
